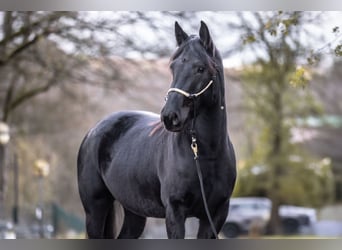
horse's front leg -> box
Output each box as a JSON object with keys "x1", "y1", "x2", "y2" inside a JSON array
[
  {"x1": 165, "y1": 199, "x2": 186, "y2": 239},
  {"x1": 197, "y1": 201, "x2": 229, "y2": 239}
]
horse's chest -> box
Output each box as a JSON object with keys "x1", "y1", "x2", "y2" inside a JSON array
[
  {"x1": 182, "y1": 184, "x2": 227, "y2": 218},
  {"x1": 179, "y1": 170, "x2": 230, "y2": 217}
]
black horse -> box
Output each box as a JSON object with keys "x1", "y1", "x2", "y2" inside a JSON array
[{"x1": 77, "y1": 21, "x2": 236, "y2": 239}]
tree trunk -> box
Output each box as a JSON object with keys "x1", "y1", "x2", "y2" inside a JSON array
[
  {"x1": 267, "y1": 85, "x2": 284, "y2": 235},
  {"x1": 0, "y1": 143, "x2": 6, "y2": 219},
  {"x1": 268, "y1": 193, "x2": 282, "y2": 235}
]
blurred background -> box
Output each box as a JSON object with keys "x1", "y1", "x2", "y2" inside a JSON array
[{"x1": 0, "y1": 11, "x2": 341, "y2": 239}]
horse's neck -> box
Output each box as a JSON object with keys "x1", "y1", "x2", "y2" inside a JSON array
[
  {"x1": 198, "y1": 104, "x2": 227, "y2": 133},
  {"x1": 197, "y1": 75, "x2": 227, "y2": 145},
  {"x1": 194, "y1": 102, "x2": 228, "y2": 155}
]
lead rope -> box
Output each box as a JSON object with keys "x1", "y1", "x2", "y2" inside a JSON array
[{"x1": 189, "y1": 96, "x2": 218, "y2": 239}]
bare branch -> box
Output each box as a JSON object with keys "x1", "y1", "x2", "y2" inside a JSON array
[
  {"x1": 6, "y1": 72, "x2": 59, "y2": 115},
  {"x1": 0, "y1": 33, "x2": 42, "y2": 67}
]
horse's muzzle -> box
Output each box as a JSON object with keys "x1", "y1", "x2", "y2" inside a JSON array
[{"x1": 161, "y1": 111, "x2": 182, "y2": 132}]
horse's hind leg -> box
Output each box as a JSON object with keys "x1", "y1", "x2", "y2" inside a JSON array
[
  {"x1": 84, "y1": 193, "x2": 115, "y2": 239},
  {"x1": 103, "y1": 203, "x2": 115, "y2": 238},
  {"x1": 79, "y1": 168, "x2": 115, "y2": 238},
  {"x1": 117, "y1": 208, "x2": 146, "y2": 239}
]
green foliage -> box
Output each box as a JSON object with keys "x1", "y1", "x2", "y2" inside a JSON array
[
  {"x1": 277, "y1": 156, "x2": 334, "y2": 207},
  {"x1": 237, "y1": 60, "x2": 331, "y2": 207},
  {"x1": 335, "y1": 44, "x2": 342, "y2": 57},
  {"x1": 261, "y1": 12, "x2": 299, "y2": 38},
  {"x1": 288, "y1": 66, "x2": 312, "y2": 88},
  {"x1": 307, "y1": 52, "x2": 321, "y2": 66},
  {"x1": 241, "y1": 12, "x2": 341, "y2": 67},
  {"x1": 236, "y1": 12, "x2": 334, "y2": 210},
  {"x1": 243, "y1": 34, "x2": 256, "y2": 45},
  {"x1": 235, "y1": 139, "x2": 335, "y2": 207}
]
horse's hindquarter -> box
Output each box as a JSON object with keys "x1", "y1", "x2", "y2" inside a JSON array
[{"x1": 99, "y1": 111, "x2": 166, "y2": 218}]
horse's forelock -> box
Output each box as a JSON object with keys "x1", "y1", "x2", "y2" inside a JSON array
[{"x1": 169, "y1": 36, "x2": 219, "y2": 76}]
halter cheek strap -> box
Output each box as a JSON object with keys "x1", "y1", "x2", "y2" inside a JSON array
[{"x1": 166, "y1": 80, "x2": 213, "y2": 99}]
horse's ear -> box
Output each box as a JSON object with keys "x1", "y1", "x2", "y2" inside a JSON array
[
  {"x1": 175, "y1": 21, "x2": 188, "y2": 46},
  {"x1": 199, "y1": 21, "x2": 215, "y2": 57}
]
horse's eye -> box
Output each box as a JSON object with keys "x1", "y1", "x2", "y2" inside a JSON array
[{"x1": 197, "y1": 67, "x2": 205, "y2": 73}]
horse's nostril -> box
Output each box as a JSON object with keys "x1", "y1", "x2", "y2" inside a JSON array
[
  {"x1": 172, "y1": 116, "x2": 180, "y2": 126},
  {"x1": 169, "y1": 112, "x2": 180, "y2": 126},
  {"x1": 161, "y1": 111, "x2": 181, "y2": 131}
]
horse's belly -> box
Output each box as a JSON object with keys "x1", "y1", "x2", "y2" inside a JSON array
[
  {"x1": 112, "y1": 184, "x2": 166, "y2": 218},
  {"x1": 121, "y1": 194, "x2": 166, "y2": 218},
  {"x1": 103, "y1": 163, "x2": 166, "y2": 218}
]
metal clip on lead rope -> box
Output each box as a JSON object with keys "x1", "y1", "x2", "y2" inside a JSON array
[{"x1": 191, "y1": 136, "x2": 198, "y2": 160}]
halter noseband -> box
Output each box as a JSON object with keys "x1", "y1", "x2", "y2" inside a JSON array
[{"x1": 165, "y1": 79, "x2": 213, "y2": 100}]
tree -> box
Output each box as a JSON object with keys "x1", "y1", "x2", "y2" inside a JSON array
[
  {"x1": 0, "y1": 11, "x2": 180, "y2": 221},
  {"x1": 230, "y1": 12, "x2": 337, "y2": 234},
  {"x1": 0, "y1": 11, "x2": 102, "y2": 219},
  {"x1": 0, "y1": 11, "x2": 169, "y2": 123}
]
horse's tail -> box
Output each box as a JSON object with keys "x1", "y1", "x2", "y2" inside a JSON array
[{"x1": 77, "y1": 129, "x2": 123, "y2": 238}]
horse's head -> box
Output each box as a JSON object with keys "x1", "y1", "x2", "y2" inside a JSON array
[{"x1": 161, "y1": 21, "x2": 221, "y2": 132}]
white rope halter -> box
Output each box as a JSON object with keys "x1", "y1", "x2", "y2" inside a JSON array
[{"x1": 166, "y1": 80, "x2": 213, "y2": 99}]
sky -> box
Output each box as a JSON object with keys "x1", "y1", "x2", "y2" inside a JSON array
[
  {"x1": 2, "y1": 11, "x2": 340, "y2": 69},
  {"x1": 95, "y1": 11, "x2": 342, "y2": 69}
]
